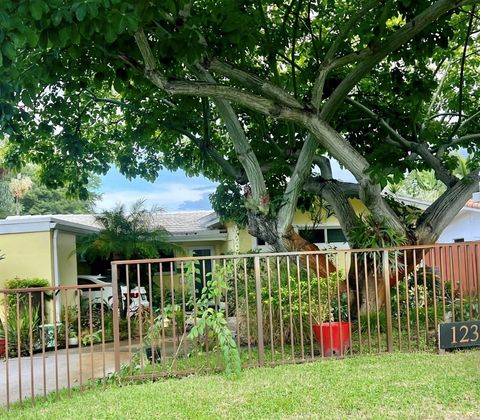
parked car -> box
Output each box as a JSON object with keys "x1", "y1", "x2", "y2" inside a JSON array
[{"x1": 77, "y1": 275, "x2": 149, "y2": 315}]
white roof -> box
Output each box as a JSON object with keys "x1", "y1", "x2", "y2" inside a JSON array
[
  {"x1": 0, "y1": 210, "x2": 227, "y2": 242},
  {"x1": 52, "y1": 210, "x2": 217, "y2": 233}
]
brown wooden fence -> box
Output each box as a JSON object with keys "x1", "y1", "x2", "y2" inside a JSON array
[{"x1": 1, "y1": 242, "x2": 479, "y2": 409}]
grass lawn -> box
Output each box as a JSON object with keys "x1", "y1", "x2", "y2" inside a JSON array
[{"x1": 3, "y1": 350, "x2": 479, "y2": 419}]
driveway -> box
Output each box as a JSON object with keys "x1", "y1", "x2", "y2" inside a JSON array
[{"x1": 0, "y1": 338, "x2": 179, "y2": 406}]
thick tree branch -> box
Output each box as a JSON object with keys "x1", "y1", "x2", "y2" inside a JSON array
[
  {"x1": 277, "y1": 132, "x2": 318, "y2": 234},
  {"x1": 304, "y1": 177, "x2": 360, "y2": 244},
  {"x1": 133, "y1": 31, "x2": 168, "y2": 88},
  {"x1": 135, "y1": 31, "x2": 302, "y2": 122},
  {"x1": 304, "y1": 116, "x2": 406, "y2": 234},
  {"x1": 305, "y1": 177, "x2": 360, "y2": 199},
  {"x1": 208, "y1": 59, "x2": 303, "y2": 109},
  {"x1": 193, "y1": 66, "x2": 269, "y2": 204},
  {"x1": 314, "y1": 156, "x2": 333, "y2": 179},
  {"x1": 166, "y1": 81, "x2": 299, "y2": 118},
  {"x1": 321, "y1": 0, "x2": 480, "y2": 122},
  {"x1": 416, "y1": 169, "x2": 480, "y2": 243}
]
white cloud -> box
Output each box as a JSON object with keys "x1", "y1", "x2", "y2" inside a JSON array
[{"x1": 95, "y1": 183, "x2": 216, "y2": 212}]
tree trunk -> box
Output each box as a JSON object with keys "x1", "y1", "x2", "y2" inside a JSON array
[
  {"x1": 282, "y1": 227, "x2": 336, "y2": 278},
  {"x1": 349, "y1": 259, "x2": 386, "y2": 317},
  {"x1": 247, "y1": 211, "x2": 336, "y2": 277}
]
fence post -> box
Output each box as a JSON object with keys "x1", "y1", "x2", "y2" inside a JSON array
[
  {"x1": 254, "y1": 256, "x2": 265, "y2": 367},
  {"x1": 383, "y1": 250, "x2": 393, "y2": 353},
  {"x1": 111, "y1": 263, "x2": 121, "y2": 373}
]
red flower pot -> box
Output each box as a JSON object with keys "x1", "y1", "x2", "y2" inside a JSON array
[
  {"x1": 313, "y1": 321, "x2": 351, "y2": 357},
  {"x1": 0, "y1": 338, "x2": 6, "y2": 357}
]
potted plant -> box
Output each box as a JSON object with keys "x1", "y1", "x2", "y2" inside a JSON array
[
  {"x1": 68, "y1": 330, "x2": 79, "y2": 346},
  {"x1": 311, "y1": 274, "x2": 351, "y2": 357}
]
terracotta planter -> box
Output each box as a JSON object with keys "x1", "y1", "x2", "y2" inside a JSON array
[
  {"x1": 0, "y1": 338, "x2": 5, "y2": 357},
  {"x1": 312, "y1": 321, "x2": 351, "y2": 357}
]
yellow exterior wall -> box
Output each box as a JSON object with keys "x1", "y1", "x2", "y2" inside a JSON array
[
  {"x1": 0, "y1": 231, "x2": 53, "y2": 289},
  {"x1": 0, "y1": 230, "x2": 81, "y2": 321},
  {"x1": 57, "y1": 231, "x2": 79, "y2": 309},
  {"x1": 57, "y1": 231, "x2": 78, "y2": 287}
]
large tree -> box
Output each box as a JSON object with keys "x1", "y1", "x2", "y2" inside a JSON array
[{"x1": 1, "y1": 1, "x2": 480, "y2": 309}]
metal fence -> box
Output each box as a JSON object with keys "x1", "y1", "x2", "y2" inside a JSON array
[{"x1": 1, "y1": 242, "x2": 479, "y2": 408}]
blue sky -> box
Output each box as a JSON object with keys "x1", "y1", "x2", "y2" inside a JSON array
[
  {"x1": 95, "y1": 167, "x2": 217, "y2": 212},
  {"x1": 96, "y1": 160, "x2": 356, "y2": 212}
]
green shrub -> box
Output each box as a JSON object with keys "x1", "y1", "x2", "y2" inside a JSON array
[
  {"x1": 3, "y1": 278, "x2": 51, "y2": 313},
  {"x1": 235, "y1": 259, "x2": 348, "y2": 347},
  {"x1": 4, "y1": 278, "x2": 49, "y2": 289},
  {"x1": 188, "y1": 266, "x2": 241, "y2": 377},
  {"x1": 6, "y1": 305, "x2": 41, "y2": 357},
  {"x1": 2, "y1": 278, "x2": 54, "y2": 357}
]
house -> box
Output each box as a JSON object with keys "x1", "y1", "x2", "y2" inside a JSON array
[
  {"x1": 50, "y1": 203, "x2": 359, "y2": 269},
  {"x1": 0, "y1": 216, "x2": 99, "y2": 321},
  {"x1": 437, "y1": 200, "x2": 480, "y2": 243},
  {"x1": 1, "y1": 195, "x2": 477, "y2": 290},
  {"x1": 393, "y1": 196, "x2": 480, "y2": 243}
]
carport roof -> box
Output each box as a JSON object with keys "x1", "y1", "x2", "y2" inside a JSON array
[{"x1": 0, "y1": 215, "x2": 100, "y2": 235}]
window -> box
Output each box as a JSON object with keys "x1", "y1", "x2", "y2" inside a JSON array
[
  {"x1": 327, "y1": 228, "x2": 346, "y2": 243},
  {"x1": 453, "y1": 238, "x2": 465, "y2": 243},
  {"x1": 297, "y1": 227, "x2": 347, "y2": 245},
  {"x1": 298, "y1": 228, "x2": 325, "y2": 244}
]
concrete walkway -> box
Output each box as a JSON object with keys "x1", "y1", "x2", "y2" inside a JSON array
[{"x1": 0, "y1": 338, "x2": 180, "y2": 406}]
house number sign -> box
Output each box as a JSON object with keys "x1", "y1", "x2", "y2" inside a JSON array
[{"x1": 438, "y1": 320, "x2": 480, "y2": 349}]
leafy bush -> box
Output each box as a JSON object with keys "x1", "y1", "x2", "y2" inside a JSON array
[
  {"x1": 451, "y1": 301, "x2": 479, "y2": 322},
  {"x1": 61, "y1": 305, "x2": 79, "y2": 335},
  {"x1": 4, "y1": 278, "x2": 49, "y2": 289},
  {"x1": 6, "y1": 305, "x2": 41, "y2": 357},
  {"x1": 187, "y1": 262, "x2": 240, "y2": 376},
  {"x1": 236, "y1": 259, "x2": 347, "y2": 347},
  {"x1": 1, "y1": 278, "x2": 49, "y2": 357},
  {"x1": 3, "y1": 278, "x2": 50, "y2": 315}
]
